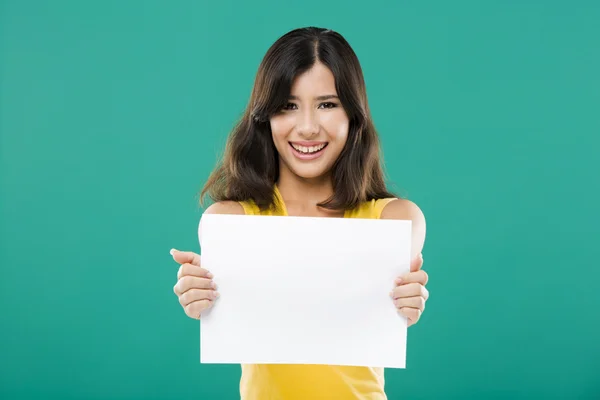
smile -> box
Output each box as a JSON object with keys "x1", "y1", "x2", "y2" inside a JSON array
[{"x1": 289, "y1": 142, "x2": 328, "y2": 160}]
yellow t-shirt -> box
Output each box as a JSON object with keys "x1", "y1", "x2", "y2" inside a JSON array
[{"x1": 238, "y1": 186, "x2": 397, "y2": 400}]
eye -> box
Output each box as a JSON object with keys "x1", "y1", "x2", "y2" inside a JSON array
[
  {"x1": 282, "y1": 103, "x2": 297, "y2": 110},
  {"x1": 319, "y1": 102, "x2": 337, "y2": 109},
  {"x1": 281, "y1": 102, "x2": 338, "y2": 111}
]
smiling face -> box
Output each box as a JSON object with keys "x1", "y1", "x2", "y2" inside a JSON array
[{"x1": 269, "y1": 61, "x2": 350, "y2": 181}]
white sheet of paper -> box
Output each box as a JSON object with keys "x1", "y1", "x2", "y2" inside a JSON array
[{"x1": 198, "y1": 213, "x2": 412, "y2": 368}]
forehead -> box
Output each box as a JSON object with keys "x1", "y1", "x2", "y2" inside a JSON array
[{"x1": 289, "y1": 62, "x2": 337, "y2": 95}]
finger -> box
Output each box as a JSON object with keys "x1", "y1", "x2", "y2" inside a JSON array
[
  {"x1": 391, "y1": 283, "x2": 429, "y2": 300},
  {"x1": 171, "y1": 249, "x2": 201, "y2": 267},
  {"x1": 399, "y1": 307, "x2": 422, "y2": 326},
  {"x1": 179, "y1": 288, "x2": 219, "y2": 307},
  {"x1": 177, "y1": 263, "x2": 212, "y2": 280},
  {"x1": 394, "y1": 296, "x2": 426, "y2": 311},
  {"x1": 396, "y1": 270, "x2": 428, "y2": 286},
  {"x1": 184, "y1": 300, "x2": 213, "y2": 320},
  {"x1": 410, "y1": 253, "x2": 423, "y2": 272},
  {"x1": 174, "y1": 276, "x2": 216, "y2": 295}
]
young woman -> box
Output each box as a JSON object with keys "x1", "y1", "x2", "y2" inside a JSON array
[{"x1": 171, "y1": 27, "x2": 429, "y2": 400}]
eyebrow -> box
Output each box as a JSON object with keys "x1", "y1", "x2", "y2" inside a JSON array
[{"x1": 288, "y1": 94, "x2": 339, "y2": 101}]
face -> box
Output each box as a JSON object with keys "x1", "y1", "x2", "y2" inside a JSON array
[{"x1": 269, "y1": 61, "x2": 349, "y2": 181}]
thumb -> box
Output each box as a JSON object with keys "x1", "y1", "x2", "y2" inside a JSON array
[
  {"x1": 410, "y1": 252, "x2": 423, "y2": 272},
  {"x1": 170, "y1": 248, "x2": 201, "y2": 266}
]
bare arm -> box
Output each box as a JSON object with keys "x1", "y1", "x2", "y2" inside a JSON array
[
  {"x1": 173, "y1": 201, "x2": 245, "y2": 320},
  {"x1": 380, "y1": 198, "x2": 427, "y2": 260},
  {"x1": 382, "y1": 198, "x2": 429, "y2": 327}
]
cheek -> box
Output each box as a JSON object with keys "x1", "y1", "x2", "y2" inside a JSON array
[
  {"x1": 323, "y1": 113, "x2": 349, "y2": 142},
  {"x1": 270, "y1": 118, "x2": 291, "y2": 144}
]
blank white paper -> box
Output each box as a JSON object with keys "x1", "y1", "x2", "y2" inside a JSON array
[{"x1": 198, "y1": 213, "x2": 412, "y2": 368}]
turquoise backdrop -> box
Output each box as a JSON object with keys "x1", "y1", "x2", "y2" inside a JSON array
[{"x1": 1, "y1": 1, "x2": 599, "y2": 399}]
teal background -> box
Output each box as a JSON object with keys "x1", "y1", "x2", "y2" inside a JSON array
[{"x1": 1, "y1": 1, "x2": 599, "y2": 399}]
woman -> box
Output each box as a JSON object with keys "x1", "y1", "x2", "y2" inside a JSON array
[{"x1": 172, "y1": 26, "x2": 429, "y2": 400}]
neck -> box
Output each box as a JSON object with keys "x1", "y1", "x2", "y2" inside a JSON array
[{"x1": 276, "y1": 166, "x2": 341, "y2": 216}]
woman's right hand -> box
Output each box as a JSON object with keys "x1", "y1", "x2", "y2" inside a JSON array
[{"x1": 171, "y1": 248, "x2": 219, "y2": 319}]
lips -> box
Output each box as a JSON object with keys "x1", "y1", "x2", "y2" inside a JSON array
[{"x1": 289, "y1": 141, "x2": 328, "y2": 160}]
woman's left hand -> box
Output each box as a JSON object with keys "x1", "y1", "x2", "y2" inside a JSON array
[{"x1": 390, "y1": 253, "x2": 429, "y2": 327}]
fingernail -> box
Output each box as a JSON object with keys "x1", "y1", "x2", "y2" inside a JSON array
[
  {"x1": 211, "y1": 282, "x2": 217, "y2": 289},
  {"x1": 207, "y1": 272, "x2": 214, "y2": 279},
  {"x1": 170, "y1": 248, "x2": 177, "y2": 255},
  {"x1": 395, "y1": 278, "x2": 402, "y2": 284},
  {"x1": 214, "y1": 291, "x2": 220, "y2": 298}
]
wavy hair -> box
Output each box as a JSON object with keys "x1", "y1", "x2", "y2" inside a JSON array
[{"x1": 201, "y1": 27, "x2": 395, "y2": 210}]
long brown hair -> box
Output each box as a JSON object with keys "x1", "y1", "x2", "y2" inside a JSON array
[{"x1": 201, "y1": 27, "x2": 396, "y2": 211}]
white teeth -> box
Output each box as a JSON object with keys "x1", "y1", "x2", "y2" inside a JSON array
[{"x1": 292, "y1": 143, "x2": 326, "y2": 154}]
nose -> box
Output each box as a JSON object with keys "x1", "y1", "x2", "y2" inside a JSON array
[{"x1": 296, "y1": 108, "x2": 319, "y2": 138}]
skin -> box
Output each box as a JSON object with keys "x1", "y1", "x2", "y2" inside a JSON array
[
  {"x1": 270, "y1": 61, "x2": 349, "y2": 218},
  {"x1": 172, "y1": 61, "x2": 429, "y2": 327}
]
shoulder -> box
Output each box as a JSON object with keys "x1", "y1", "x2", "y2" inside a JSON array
[
  {"x1": 203, "y1": 200, "x2": 246, "y2": 215},
  {"x1": 199, "y1": 201, "x2": 246, "y2": 244},
  {"x1": 380, "y1": 198, "x2": 425, "y2": 223},
  {"x1": 380, "y1": 198, "x2": 426, "y2": 257}
]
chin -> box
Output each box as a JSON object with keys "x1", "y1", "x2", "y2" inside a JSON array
[
  {"x1": 286, "y1": 163, "x2": 332, "y2": 181},
  {"x1": 275, "y1": 140, "x2": 342, "y2": 181}
]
